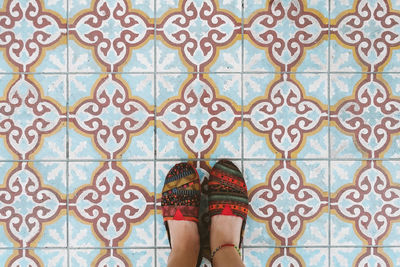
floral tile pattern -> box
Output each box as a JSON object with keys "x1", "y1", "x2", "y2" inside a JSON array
[{"x1": 0, "y1": 0, "x2": 400, "y2": 266}]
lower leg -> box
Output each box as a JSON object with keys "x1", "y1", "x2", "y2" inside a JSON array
[
  {"x1": 210, "y1": 215, "x2": 245, "y2": 267},
  {"x1": 167, "y1": 220, "x2": 200, "y2": 267}
]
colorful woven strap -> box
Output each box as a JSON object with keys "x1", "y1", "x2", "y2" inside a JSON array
[{"x1": 211, "y1": 243, "x2": 241, "y2": 261}]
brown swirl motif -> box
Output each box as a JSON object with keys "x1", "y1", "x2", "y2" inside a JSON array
[
  {"x1": 70, "y1": 0, "x2": 153, "y2": 72},
  {"x1": 70, "y1": 75, "x2": 154, "y2": 158},
  {"x1": 0, "y1": 75, "x2": 64, "y2": 159},
  {"x1": 157, "y1": 0, "x2": 240, "y2": 71},
  {"x1": 0, "y1": 0, "x2": 65, "y2": 71}
]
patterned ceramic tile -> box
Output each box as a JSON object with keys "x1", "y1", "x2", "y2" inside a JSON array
[
  {"x1": 244, "y1": 0, "x2": 328, "y2": 72},
  {"x1": 247, "y1": 160, "x2": 328, "y2": 249},
  {"x1": 68, "y1": 161, "x2": 155, "y2": 249},
  {"x1": 0, "y1": 0, "x2": 67, "y2": 73},
  {"x1": 156, "y1": 0, "x2": 241, "y2": 73},
  {"x1": 1, "y1": 0, "x2": 400, "y2": 266},
  {"x1": 330, "y1": 247, "x2": 364, "y2": 267},
  {"x1": 244, "y1": 73, "x2": 328, "y2": 159},
  {"x1": 156, "y1": 74, "x2": 241, "y2": 159},
  {"x1": 331, "y1": 160, "x2": 400, "y2": 249},
  {"x1": 243, "y1": 247, "x2": 275, "y2": 267},
  {"x1": 0, "y1": 74, "x2": 66, "y2": 160}
]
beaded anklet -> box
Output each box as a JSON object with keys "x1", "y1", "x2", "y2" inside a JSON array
[{"x1": 211, "y1": 244, "x2": 241, "y2": 261}]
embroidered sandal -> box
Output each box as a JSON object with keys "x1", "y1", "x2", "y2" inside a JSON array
[
  {"x1": 208, "y1": 160, "x2": 249, "y2": 257},
  {"x1": 161, "y1": 162, "x2": 201, "y2": 247}
]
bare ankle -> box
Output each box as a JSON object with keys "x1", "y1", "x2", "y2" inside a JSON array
[
  {"x1": 168, "y1": 221, "x2": 200, "y2": 253},
  {"x1": 210, "y1": 215, "x2": 242, "y2": 251}
]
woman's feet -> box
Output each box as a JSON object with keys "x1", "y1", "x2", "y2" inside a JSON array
[
  {"x1": 167, "y1": 220, "x2": 200, "y2": 267},
  {"x1": 168, "y1": 220, "x2": 200, "y2": 252},
  {"x1": 162, "y1": 160, "x2": 248, "y2": 266},
  {"x1": 161, "y1": 163, "x2": 201, "y2": 267},
  {"x1": 208, "y1": 160, "x2": 248, "y2": 265},
  {"x1": 210, "y1": 215, "x2": 242, "y2": 251}
]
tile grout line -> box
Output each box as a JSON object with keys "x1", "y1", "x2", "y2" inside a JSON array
[
  {"x1": 2, "y1": 71, "x2": 400, "y2": 75},
  {"x1": 66, "y1": 0, "x2": 70, "y2": 266},
  {"x1": 241, "y1": 0, "x2": 245, "y2": 262},
  {"x1": 328, "y1": 0, "x2": 332, "y2": 266},
  {"x1": 2, "y1": 157, "x2": 399, "y2": 163},
  {"x1": 3, "y1": 244, "x2": 400, "y2": 250},
  {"x1": 153, "y1": 1, "x2": 158, "y2": 265}
]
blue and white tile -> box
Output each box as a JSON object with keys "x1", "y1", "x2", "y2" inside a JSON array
[
  {"x1": 297, "y1": 213, "x2": 329, "y2": 246},
  {"x1": 208, "y1": 73, "x2": 241, "y2": 106},
  {"x1": 330, "y1": 160, "x2": 362, "y2": 193},
  {"x1": 122, "y1": 41, "x2": 155, "y2": 73},
  {"x1": 210, "y1": 127, "x2": 242, "y2": 159},
  {"x1": 243, "y1": 0, "x2": 266, "y2": 18},
  {"x1": 243, "y1": 73, "x2": 274, "y2": 106},
  {"x1": 296, "y1": 160, "x2": 328, "y2": 191},
  {"x1": 296, "y1": 247, "x2": 329, "y2": 267},
  {"x1": 124, "y1": 249, "x2": 155, "y2": 267},
  {"x1": 124, "y1": 215, "x2": 155, "y2": 247},
  {"x1": 330, "y1": 247, "x2": 364, "y2": 267},
  {"x1": 330, "y1": 39, "x2": 363, "y2": 72},
  {"x1": 295, "y1": 73, "x2": 328, "y2": 106},
  {"x1": 244, "y1": 216, "x2": 275, "y2": 246},
  {"x1": 381, "y1": 161, "x2": 400, "y2": 184},
  {"x1": 68, "y1": 41, "x2": 102, "y2": 74},
  {"x1": 121, "y1": 73, "x2": 155, "y2": 106},
  {"x1": 69, "y1": 248, "x2": 102, "y2": 266},
  {"x1": 330, "y1": 127, "x2": 363, "y2": 159},
  {"x1": 307, "y1": 0, "x2": 329, "y2": 18},
  {"x1": 156, "y1": 74, "x2": 189, "y2": 105},
  {"x1": 243, "y1": 160, "x2": 275, "y2": 189},
  {"x1": 68, "y1": 161, "x2": 99, "y2": 196},
  {"x1": 0, "y1": 53, "x2": 14, "y2": 73},
  {"x1": 156, "y1": 130, "x2": 188, "y2": 159},
  {"x1": 122, "y1": 128, "x2": 155, "y2": 160},
  {"x1": 156, "y1": 0, "x2": 180, "y2": 18},
  {"x1": 0, "y1": 225, "x2": 14, "y2": 248},
  {"x1": 330, "y1": 0, "x2": 353, "y2": 19},
  {"x1": 218, "y1": 0, "x2": 242, "y2": 18},
  {"x1": 35, "y1": 249, "x2": 67, "y2": 267},
  {"x1": 68, "y1": 216, "x2": 102, "y2": 248},
  {"x1": 122, "y1": 161, "x2": 155, "y2": 190},
  {"x1": 243, "y1": 40, "x2": 275, "y2": 72},
  {"x1": 297, "y1": 127, "x2": 329, "y2": 159},
  {"x1": 382, "y1": 223, "x2": 400, "y2": 265},
  {"x1": 156, "y1": 214, "x2": 170, "y2": 247},
  {"x1": 330, "y1": 73, "x2": 362, "y2": 106},
  {"x1": 210, "y1": 41, "x2": 242, "y2": 73},
  {"x1": 34, "y1": 74, "x2": 67, "y2": 108},
  {"x1": 156, "y1": 249, "x2": 170, "y2": 267},
  {"x1": 68, "y1": 74, "x2": 99, "y2": 108},
  {"x1": 0, "y1": 249, "x2": 14, "y2": 266},
  {"x1": 243, "y1": 248, "x2": 275, "y2": 267},
  {"x1": 35, "y1": 130, "x2": 66, "y2": 160},
  {"x1": 69, "y1": 0, "x2": 91, "y2": 18},
  {"x1": 243, "y1": 128, "x2": 276, "y2": 159},
  {"x1": 330, "y1": 213, "x2": 363, "y2": 246},
  {"x1": 35, "y1": 46, "x2": 67, "y2": 73},
  {"x1": 296, "y1": 40, "x2": 329, "y2": 73},
  {"x1": 35, "y1": 160, "x2": 67, "y2": 195},
  {"x1": 68, "y1": 128, "x2": 101, "y2": 160},
  {"x1": 155, "y1": 42, "x2": 188, "y2": 73}
]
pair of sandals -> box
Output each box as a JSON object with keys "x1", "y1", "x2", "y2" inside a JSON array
[{"x1": 161, "y1": 160, "x2": 249, "y2": 262}]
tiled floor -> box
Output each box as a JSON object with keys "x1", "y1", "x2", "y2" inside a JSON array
[{"x1": 0, "y1": 0, "x2": 400, "y2": 266}]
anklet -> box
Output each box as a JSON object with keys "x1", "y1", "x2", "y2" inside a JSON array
[{"x1": 211, "y1": 244, "x2": 241, "y2": 261}]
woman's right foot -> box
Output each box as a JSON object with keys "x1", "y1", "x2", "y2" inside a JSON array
[{"x1": 210, "y1": 214, "x2": 242, "y2": 252}]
